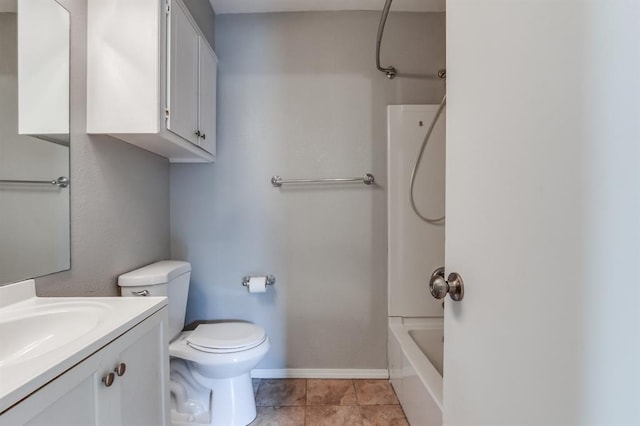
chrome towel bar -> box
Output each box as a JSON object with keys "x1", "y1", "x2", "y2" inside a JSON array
[
  {"x1": 271, "y1": 173, "x2": 375, "y2": 187},
  {"x1": 0, "y1": 176, "x2": 69, "y2": 188}
]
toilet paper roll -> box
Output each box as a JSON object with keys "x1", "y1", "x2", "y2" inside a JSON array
[{"x1": 248, "y1": 276, "x2": 267, "y2": 293}]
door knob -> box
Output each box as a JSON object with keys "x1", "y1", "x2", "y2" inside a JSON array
[{"x1": 429, "y1": 267, "x2": 464, "y2": 301}]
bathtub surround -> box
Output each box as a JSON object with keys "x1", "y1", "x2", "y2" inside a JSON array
[
  {"x1": 170, "y1": 12, "x2": 446, "y2": 372},
  {"x1": 386, "y1": 106, "x2": 445, "y2": 423},
  {"x1": 387, "y1": 105, "x2": 445, "y2": 317}
]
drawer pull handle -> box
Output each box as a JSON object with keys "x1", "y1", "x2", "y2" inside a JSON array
[
  {"x1": 114, "y1": 362, "x2": 127, "y2": 377},
  {"x1": 102, "y1": 372, "x2": 115, "y2": 387}
]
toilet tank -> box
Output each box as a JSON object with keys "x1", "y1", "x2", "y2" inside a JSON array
[{"x1": 118, "y1": 260, "x2": 191, "y2": 340}]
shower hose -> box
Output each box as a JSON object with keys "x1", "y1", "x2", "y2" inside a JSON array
[{"x1": 409, "y1": 94, "x2": 447, "y2": 225}]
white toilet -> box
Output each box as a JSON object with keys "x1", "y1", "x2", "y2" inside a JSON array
[{"x1": 118, "y1": 260, "x2": 270, "y2": 426}]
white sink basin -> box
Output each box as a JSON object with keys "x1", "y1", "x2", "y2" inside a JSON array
[
  {"x1": 0, "y1": 301, "x2": 112, "y2": 367},
  {"x1": 0, "y1": 279, "x2": 166, "y2": 414}
]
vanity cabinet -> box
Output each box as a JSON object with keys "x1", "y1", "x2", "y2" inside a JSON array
[
  {"x1": 87, "y1": 0, "x2": 217, "y2": 163},
  {"x1": 0, "y1": 308, "x2": 169, "y2": 426}
]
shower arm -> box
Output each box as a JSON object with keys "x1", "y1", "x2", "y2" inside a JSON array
[
  {"x1": 376, "y1": 0, "x2": 447, "y2": 81},
  {"x1": 376, "y1": 0, "x2": 397, "y2": 79}
]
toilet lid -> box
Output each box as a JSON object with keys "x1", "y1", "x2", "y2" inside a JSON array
[{"x1": 186, "y1": 322, "x2": 266, "y2": 352}]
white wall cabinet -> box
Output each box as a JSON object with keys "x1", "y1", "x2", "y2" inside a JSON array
[
  {"x1": 0, "y1": 308, "x2": 169, "y2": 426},
  {"x1": 87, "y1": 0, "x2": 217, "y2": 163}
]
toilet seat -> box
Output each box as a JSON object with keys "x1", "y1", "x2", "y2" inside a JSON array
[
  {"x1": 169, "y1": 329, "x2": 270, "y2": 369},
  {"x1": 186, "y1": 323, "x2": 267, "y2": 354}
]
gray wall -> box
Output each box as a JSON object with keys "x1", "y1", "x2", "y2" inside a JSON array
[
  {"x1": 183, "y1": 0, "x2": 215, "y2": 48},
  {"x1": 171, "y1": 12, "x2": 445, "y2": 369},
  {"x1": 34, "y1": 0, "x2": 170, "y2": 296}
]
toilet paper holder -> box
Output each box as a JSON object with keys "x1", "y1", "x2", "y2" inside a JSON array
[{"x1": 242, "y1": 275, "x2": 276, "y2": 287}]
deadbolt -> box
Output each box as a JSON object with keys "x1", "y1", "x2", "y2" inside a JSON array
[{"x1": 429, "y1": 267, "x2": 464, "y2": 301}]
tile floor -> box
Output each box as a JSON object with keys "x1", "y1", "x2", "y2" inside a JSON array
[{"x1": 249, "y1": 379, "x2": 408, "y2": 426}]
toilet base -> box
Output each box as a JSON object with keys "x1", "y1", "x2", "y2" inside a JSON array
[
  {"x1": 171, "y1": 371, "x2": 256, "y2": 426},
  {"x1": 169, "y1": 332, "x2": 270, "y2": 426},
  {"x1": 195, "y1": 372, "x2": 257, "y2": 426}
]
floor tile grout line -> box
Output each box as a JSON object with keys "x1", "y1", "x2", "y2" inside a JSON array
[{"x1": 252, "y1": 379, "x2": 407, "y2": 425}]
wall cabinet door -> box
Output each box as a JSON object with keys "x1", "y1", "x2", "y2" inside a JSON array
[
  {"x1": 197, "y1": 42, "x2": 217, "y2": 156},
  {"x1": 167, "y1": 0, "x2": 199, "y2": 145}
]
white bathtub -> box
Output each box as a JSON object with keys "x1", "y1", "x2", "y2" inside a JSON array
[{"x1": 388, "y1": 317, "x2": 443, "y2": 426}]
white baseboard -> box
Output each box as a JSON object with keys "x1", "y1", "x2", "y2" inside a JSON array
[{"x1": 251, "y1": 369, "x2": 389, "y2": 379}]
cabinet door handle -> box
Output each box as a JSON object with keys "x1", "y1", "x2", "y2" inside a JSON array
[
  {"x1": 201, "y1": 133, "x2": 206, "y2": 140},
  {"x1": 195, "y1": 130, "x2": 201, "y2": 137},
  {"x1": 102, "y1": 372, "x2": 115, "y2": 387},
  {"x1": 114, "y1": 362, "x2": 127, "y2": 377}
]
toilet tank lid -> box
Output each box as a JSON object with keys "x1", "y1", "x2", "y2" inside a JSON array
[{"x1": 118, "y1": 260, "x2": 191, "y2": 287}]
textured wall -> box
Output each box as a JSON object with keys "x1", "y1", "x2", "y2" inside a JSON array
[
  {"x1": 183, "y1": 0, "x2": 215, "y2": 48},
  {"x1": 171, "y1": 12, "x2": 445, "y2": 369},
  {"x1": 34, "y1": 0, "x2": 170, "y2": 296}
]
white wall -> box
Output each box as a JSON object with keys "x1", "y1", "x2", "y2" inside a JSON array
[{"x1": 171, "y1": 11, "x2": 445, "y2": 369}]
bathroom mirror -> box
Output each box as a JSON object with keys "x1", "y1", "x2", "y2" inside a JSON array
[{"x1": 0, "y1": 0, "x2": 70, "y2": 285}]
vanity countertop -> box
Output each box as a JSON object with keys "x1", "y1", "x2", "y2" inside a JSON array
[{"x1": 0, "y1": 279, "x2": 167, "y2": 414}]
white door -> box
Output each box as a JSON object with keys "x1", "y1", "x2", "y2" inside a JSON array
[
  {"x1": 444, "y1": 1, "x2": 640, "y2": 425},
  {"x1": 198, "y1": 42, "x2": 217, "y2": 156},
  {"x1": 167, "y1": 0, "x2": 199, "y2": 145}
]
